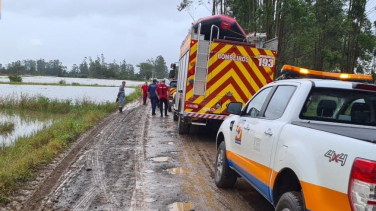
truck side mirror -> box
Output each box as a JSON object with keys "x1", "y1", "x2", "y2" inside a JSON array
[
  {"x1": 226, "y1": 102, "x2": 242, "y2": 115},
  {"x1": 169, "y1": 70, "x2": 175, "y2": 78}
]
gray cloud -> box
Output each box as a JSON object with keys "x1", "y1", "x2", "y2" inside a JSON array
[{"x1": 0, "y1": 0, "x2": 210, "y2": 70}]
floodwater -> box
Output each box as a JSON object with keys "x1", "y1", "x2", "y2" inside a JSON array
[
  {"x1": 0, "y1": 84, "x2": 135, "y2": 104},
  {"x1": 0, "y1": 112, "x2": 53, "y2": 146},
  {"x1": 0, "y1": 76, "x2": 145, "y2": 86},
  {"x1": 0, "y1": 77, "x2": 143, "y2": 145}
]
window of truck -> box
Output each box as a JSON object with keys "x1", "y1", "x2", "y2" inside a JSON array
[
  {"x1": 300, "y1": 88, "x2": 376, "y2": 126},
  {"x1": 264, "y1": 85, "x2": 296, "y2": 119},
  {"x1": 170, "y1": 81, "x2": 177, "y2": 88}
]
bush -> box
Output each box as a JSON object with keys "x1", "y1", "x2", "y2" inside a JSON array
[
  {"x1": 8, "y1": 75, "x2": 22, "y2": 83},
  {"x1": 59, "y1": 79, "x2": 66, "y2": 85}
]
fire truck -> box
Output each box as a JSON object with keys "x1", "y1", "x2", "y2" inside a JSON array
[{"x1": 173, "y1": 15, "x2": 277, "y2": 134}]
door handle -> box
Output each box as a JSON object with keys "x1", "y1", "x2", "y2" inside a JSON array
[
  {"x1": 265, "y1": 128, "x2": 273, "y2": 136},
  {"x1": 244, "y1": 124, "x2": 250, "y2": 131}
]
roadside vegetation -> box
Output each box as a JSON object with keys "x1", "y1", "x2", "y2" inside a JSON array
[
  {"x1": 0, "y1": 88, "x2": 141, "y2": 204},
  {"x1": 0, "y1": 122, "x2": 14, "y2": 135}
]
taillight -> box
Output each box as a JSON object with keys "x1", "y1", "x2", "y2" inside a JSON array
[
  {"x1": 348, "y1": 158, "x2": 376, "y2": 211},
  {"x1": 185, "y1": 103, "x2": 199, "y2": 109}
]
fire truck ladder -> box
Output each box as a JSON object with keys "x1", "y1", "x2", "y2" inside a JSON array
[{"x1": 193, "y1": 24, "x2": 220, "y2": 97}]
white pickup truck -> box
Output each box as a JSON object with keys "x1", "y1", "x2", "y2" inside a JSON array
[{"x1": 215, "y1": 67, "x2": 376, "y2": 211}]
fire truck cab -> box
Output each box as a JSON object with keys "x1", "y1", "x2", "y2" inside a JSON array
[{"x1": 174, "y1": 15, "x2": 277, "y2": 134}]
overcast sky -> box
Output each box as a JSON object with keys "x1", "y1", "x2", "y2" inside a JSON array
[
  {"x1": 0, "y1": 0, "x2": 210, "y2": 71},
  {"x1": 0, "y1": 0, "x2": 375, "y2": 73}
]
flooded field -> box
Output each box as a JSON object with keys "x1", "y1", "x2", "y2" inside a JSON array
[
  {"x1": 0, "y1": 84, "x2": 135, "y2": 104},
  {"x1": 0, "y1": 77, "x2": 143, "y2": 146},
  {"x1": 0, "y1": 111, "x2": 55, "y2": 146},
  {"x1": 0, "y1": 76, "x2": 145, "y2": 87}
]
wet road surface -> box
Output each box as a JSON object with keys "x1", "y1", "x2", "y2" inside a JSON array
[{"x1": 4, "y1": 99, "x2": 275, "y2": 211}]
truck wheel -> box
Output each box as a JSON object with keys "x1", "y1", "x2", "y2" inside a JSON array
[
  {"x1": 178, "y1": 115, "x2": 189, "y2": 134},
  {"x1": 275, "y1": 191, "x2": 304, "y2": 211},
  {"x1": 168, "y1": 104, "x2": 172, "y2": 112},
  {"x1": 173, "y1": 111, "x2": 178, "y2": 121},
  {"x1": 215, "y1": 141, "x2": 237, "y2": 188}
]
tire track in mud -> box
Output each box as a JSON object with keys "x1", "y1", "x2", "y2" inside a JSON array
[
  {"x1": 19, "y1": 106, "x2": 121, "y2": 211},
  {"x1": 71, "y1": 109, "x2": 129, "y2": 210},
  {"x1": 128, "y1": 105, "x2": 148, "y2": 211},
  {"x1": 21, "y1": 100, "x2": 149, "y2": 211},
  {"x1": 178, "y1": 132, "x2": 253, "y2": 211},
  {"x1": 52, "y1": 101, "x2": 147, "y2": 211}
]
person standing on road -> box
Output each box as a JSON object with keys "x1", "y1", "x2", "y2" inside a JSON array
[
  {"x1": 156, "y1": 79, "x2": 169, "y2": 117},
  {"x1": 155, "y1": 80, "x2": 160, "y2": 108},
  {"x1": 141, "y1": 82, "x2": 148, "y2": 105},
  {"x1": 118, "y1": 81, "x2": 126, "y2": 113},
  {"x1": 147, "y1": 79, "x2": 158, "y2": 116}
]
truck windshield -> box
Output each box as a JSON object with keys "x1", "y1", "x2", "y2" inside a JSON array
[
  {"x1": 170, "y1": 81, "x2": 177, "y2": 88},
  {"x1": 300, "y1": 88, "x2": 376, "y2": 127}
]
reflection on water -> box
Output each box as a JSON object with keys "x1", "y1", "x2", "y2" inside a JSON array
[
  {"x1": 168, "y1": 202, "x2": 195, "y2": 211},
  {"x1": 0, "y1": 84, "x2": 135, "y2": 104},
  {"x1": 0, "y1": 112, "x2": 53, "y2": 146},
  {"x1": 0, "y1": 76, "x2": 145, "y2": 86}
]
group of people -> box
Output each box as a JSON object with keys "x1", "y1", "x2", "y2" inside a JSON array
[
  {"x1": 141, "y1": 79, "x2": 169, "y2": 117},
  {"x1": 118, "y1": 79, "x2": 170, "y2": 117}
]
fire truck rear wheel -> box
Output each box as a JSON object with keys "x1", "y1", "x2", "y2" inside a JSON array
[
  {"x1": 168, "y1": 105, "x2": 172, "y2": 112},
  {"x1": 178, "y1": 115, "x2": 189, "y2": 134}
]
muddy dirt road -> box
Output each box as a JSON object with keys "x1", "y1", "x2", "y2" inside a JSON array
[{"x1": 4, "y1": 99, "x2": 274, "y2": 211}]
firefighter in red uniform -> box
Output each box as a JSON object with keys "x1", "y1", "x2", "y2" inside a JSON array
[
  {"x1": 155, "y1": 79, "x2": 169, "y2": 117},
  {"x1": 141, "y1": 82, "x2": 148, "y2": 105}
]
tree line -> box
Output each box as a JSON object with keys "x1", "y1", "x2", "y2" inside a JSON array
[
  {"x1": 179, "y1": 0, "x2": 376, "y2": 77},
  {"x1": 0, "y1": 55, "x2": 170, "y2": 81}
]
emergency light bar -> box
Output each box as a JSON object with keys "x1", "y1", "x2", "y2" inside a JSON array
[{"x1": 280, "y1": 65, "x2": 373, "y2": 83}]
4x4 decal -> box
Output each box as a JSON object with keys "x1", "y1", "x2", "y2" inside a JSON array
[{"x1": 324, "y1": 150, "x2": 348, "y2": 166}]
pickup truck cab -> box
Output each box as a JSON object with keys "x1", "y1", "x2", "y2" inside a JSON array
[{"x1": 215, "y1": 65, "x2": 376, "y2": 211}]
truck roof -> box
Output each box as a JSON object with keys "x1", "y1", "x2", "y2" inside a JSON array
[{"x1": 272, "y1": 78, "x2": 375, "y2": 90}]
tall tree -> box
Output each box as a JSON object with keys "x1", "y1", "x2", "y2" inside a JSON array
[{"x1": 154, "y1": 55, "x2": 168, "y2": 78}]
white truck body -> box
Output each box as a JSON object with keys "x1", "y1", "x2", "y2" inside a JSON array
[{"x1": 216, "y1": 79, "x2": 376, "y2": 211}]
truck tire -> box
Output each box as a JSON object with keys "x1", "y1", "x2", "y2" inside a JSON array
[
  {"x1": 168, "y1": 104, "x2": 172, "y2": 112},
  {"x1": 173, "y1": 111, "x2": 178, "y2": 121},
  {"x1": 275, "y1": 191, "x2": 304, "y2": 211},
  {"x1": 215, "y1": 141, "x2": 237, "y2": 188},
  {"x1": 178, "y1": 115, "x2": 189, "y2": 134}
]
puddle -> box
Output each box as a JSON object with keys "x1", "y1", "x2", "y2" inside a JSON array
[
  {"x1": 144, "y1": 198, "x2": 156, "y2": 203},
  {"x1": 166, "y1": 168, "x2": 191, "y2": 175},
  {"x1": 150, "y1": 157, "x2": 172, "y2": 162},
  {"x1": 144, "y1": 170, "x2": 154, "y2": 173},
  {"x1": 168, "y1": 202, "x2": 194, "y2": 211},
  {"x1": 0, "y1": 111, "x2": 53, "y2": 146},
  {"x1": 168, "y1": 142, "x2": 174, "y2": 145}
]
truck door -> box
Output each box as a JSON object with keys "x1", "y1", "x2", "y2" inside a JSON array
[
  {"x1": 229, "y1": 86, "x2": 273, "y2": 199},
  {"x1": 245, "y1": 85, "x2": 296, "y2": 201}
]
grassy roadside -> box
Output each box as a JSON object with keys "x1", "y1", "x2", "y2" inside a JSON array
[
  {"x1": 0, "y1": 88, "x2": 141, "y2": 204},
  {"x1": 0, "y1": 122, "x2": 14, "y2": 135}
]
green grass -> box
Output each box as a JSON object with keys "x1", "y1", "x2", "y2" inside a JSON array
[
  {"x1": 0, "y1": 122, "x2": 14, "y2": 135},
  {"x1": 0, "y1": 88, "x2": 141, "y2": 204}
]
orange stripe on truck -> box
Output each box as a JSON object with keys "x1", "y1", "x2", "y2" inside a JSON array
[{"x1": 301, "y1": 181, "x2": 351, "y2": 211}]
